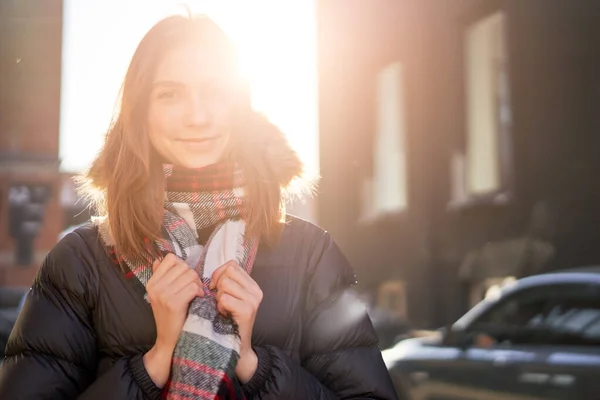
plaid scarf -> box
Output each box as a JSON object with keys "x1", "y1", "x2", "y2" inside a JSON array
[{"x1": 102, "y1": 162, "x2": 258, "y2": 399}]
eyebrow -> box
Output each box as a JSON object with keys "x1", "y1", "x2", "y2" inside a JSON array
[{"x1": 151, "y1": 80, "x2": 186, "y2": 89}]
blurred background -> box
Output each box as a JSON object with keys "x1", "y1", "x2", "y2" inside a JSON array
[{"x1": 2, "y1": 0, "x2": 600, "y2": 398}]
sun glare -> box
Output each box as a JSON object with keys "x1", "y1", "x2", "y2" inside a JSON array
[{"x1": 59, "y1": 0, "x2": 318, "y2": 176}]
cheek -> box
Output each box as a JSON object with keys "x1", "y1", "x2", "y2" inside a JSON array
[
  {"x1": 147, "y1": 104, "x2": 182, "y2": 140},
  {"x1": 212, "y1": 104, "x2": 235, "y2": 132}
]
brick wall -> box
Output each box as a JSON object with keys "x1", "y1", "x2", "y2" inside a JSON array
[{"x1": 0, "y1": 0, "x2": 63, "y2": 287}]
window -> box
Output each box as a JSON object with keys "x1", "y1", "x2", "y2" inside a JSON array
[
  {"x1": 470, "y1": 284, "x2": 600, "y2": 346},
  {"x1": 451, "y1": 11, "x2": 513, "y2": 206},
  {"x1": 540, "y1": 301, "x2": 600, "y2": 342},
  {"x1": 361, "y1": 62, "x2": 408, "y2": 221},
  {"x1": 475, "y1": 288, "x2": 547, "y2": 327}
]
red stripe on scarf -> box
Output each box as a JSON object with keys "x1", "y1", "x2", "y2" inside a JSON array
[
  {"x1": 167, "y1": 394, "x2": 218, "y2": 400},
  {"x1": 168, "y1": 381, "x2": 221, "y2": 400},
  {"x1": 172, "y1": 357, "x2": 227, "y2": 378},
  {"x1": 173, "y1": 357, "x2": 238, "y2": 399},
  {"x1": 165, "y1": 162, "x2": 235, "y2": 193},
  {"x1": 117, "y1": 161, "x2": 253, "y2": 400},
  {"x1": 165, "y1": 394, "x2": 197, "y2": 400},
  {"x1": 165, "y1": 219, "x2": 188, "y2": 231}
]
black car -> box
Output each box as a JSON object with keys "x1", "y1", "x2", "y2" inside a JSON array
[{"x1": 383, "y1": 268, "x2": 600, "y2": 400}]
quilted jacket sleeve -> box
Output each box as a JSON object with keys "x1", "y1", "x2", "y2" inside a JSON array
[
  {"x1": 242, "y1": 232, "x2": 398, "y2": 400},
  {"x1": 0, "y1": 233, "x2": 162, "y2": 400}
]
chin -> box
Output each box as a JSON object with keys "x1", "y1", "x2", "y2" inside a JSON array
[
  {"x1": 179, "y1": 160, "x2": 216, "y2": 169},
  {"x1": 164, "y1": 137, "x2": 229, "y2": 169},
  {"x1": 179, "y1": 155, "x2": 221, "y2": 169}
]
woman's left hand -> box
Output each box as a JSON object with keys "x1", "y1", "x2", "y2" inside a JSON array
[{"x1": 210, "y1": 260, "x2": 263, "y2": 383}]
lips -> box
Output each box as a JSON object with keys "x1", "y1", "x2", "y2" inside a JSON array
[
  {"x1": 175, "y1": 135, "x2": 222, "y2": 153},
  {"x1": 176, "y1": 136, "x2": 218, "y2": 143}
]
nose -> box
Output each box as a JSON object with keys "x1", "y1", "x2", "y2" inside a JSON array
[{"x1": 184, "y1": 94, "x2": 211, "y2": 127}]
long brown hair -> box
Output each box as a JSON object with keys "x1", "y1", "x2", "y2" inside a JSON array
[{"x1": 78, "y1": 14, "x2": 304, "y2": 262}]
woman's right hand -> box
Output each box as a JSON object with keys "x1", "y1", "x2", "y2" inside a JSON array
[{"x1": 142, "y1": 253, "x2": 204, "y2": 387}]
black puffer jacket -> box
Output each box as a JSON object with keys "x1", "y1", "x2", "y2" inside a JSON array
[{"x1": 0, "y1": 216, "x2": 397, "y2": 399}]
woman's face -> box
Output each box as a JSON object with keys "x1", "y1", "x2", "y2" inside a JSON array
[{"x1": 147, "y1": 42, "x2": 236, "y2": 168}]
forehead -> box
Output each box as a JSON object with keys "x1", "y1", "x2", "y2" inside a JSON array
[{"x1": 153, "y1": 42, "x2": 237, "y2": 85}]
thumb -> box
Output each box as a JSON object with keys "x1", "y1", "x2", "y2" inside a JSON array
[{"x1": 152, "y1": 259, "x2": 161, "y2": 273}]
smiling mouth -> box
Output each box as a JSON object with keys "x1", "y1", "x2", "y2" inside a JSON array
[{"x1": 177, "y1": 137, "x2": 218, "y2": 143}]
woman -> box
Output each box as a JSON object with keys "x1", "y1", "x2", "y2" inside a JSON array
[{"x1": 0, "y1": 14, "x2": 397, "y2": 400}]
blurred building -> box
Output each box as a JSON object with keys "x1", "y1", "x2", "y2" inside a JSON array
[
  {"x1": 317, "y1": 0, "x2": 600, "y2": 328},
  {"x1": 2, "y1": 0, "x2": 600, "y2": 335},
  {"x1": 0, "y1": 0, "x2": 63, "y2": 286}
]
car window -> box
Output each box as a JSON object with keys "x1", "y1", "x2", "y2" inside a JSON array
[
  {"x1": 473, "y1": 287, "x2": 548, "y2": 327},
  {"x1": 541, "y1": 299, "x2": 600, "y2": 344},
  {"x1": 583, "y1": 318, "x2": 600, "y2": 340},
  {"x1": 469, "y1": 282, "x2": 600, "y2": 346}
]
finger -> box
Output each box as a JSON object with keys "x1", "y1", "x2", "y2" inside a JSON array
[
  {"x1": 151, "y1": 262, "x2": 189, "y2": 296},
  {"x1": 163, "y1": 281, "x2": 203, "y2": 312},
  {"x1": 181, "y1": 280, "x2": 204, "y2": 302},
  {"x1": 209, "y1": 260, "x2": 236, "y2": 290},
  {"x1": 148, "y1": 260, "x2": 182, "y2": 300},
  {"x1": 211, "y1": 260, "x2": 253, "y2": 290},
  {"x1": 215, "y1": 277, "x2": 247, "y2": 303},
  {"x1": 221, "y1": 264, "x2": 262, "y2": 303},
  {"x1": 216, "y1": 293, "x2": 249, "y2": 318},
  {"x1": 151, "y1": 253, "x2": 180, "y2": 281},
  {"x1": 223, "y1": 262, "x2": 255, "y2": 289},
  {"x1": 152, "y1": 259, "x2": 160, "y2": 273},
  {"x1": 147, "y1": 260, "x2": 161, "y2": 291},
  {"x1": 165, "y1": 268, "x2": 203, "y2": 297},
  {"x1": 160, "y1": 261, "x2": 195, "y2": 287}
]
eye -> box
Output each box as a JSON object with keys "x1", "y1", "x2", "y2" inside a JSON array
[
  {"x1": 203, "y1": 82, "x2": 234, "y2": 102},
  {"x1": 156, "y1": 89, "x2": 180, "y2": 100}
]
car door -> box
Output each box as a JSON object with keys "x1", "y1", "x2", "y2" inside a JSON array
[
  {"x1": 391, "y1": 338, "x2": 501, "y2": 400},
  {"x1": 407, "y1": 288, "x2": 549, "y2": 400},
  {"x1": 509, "y1": 282, "x2": 600, "y2": 400},
  {"x1": 458, "y1": 289, "x2": 549, "y2": 400},
  {"x1": 462, "y1": 282, "x2": 600, "y2": 400}
]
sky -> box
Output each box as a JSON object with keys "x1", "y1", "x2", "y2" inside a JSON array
[{"x1": 59, "y1": 0, "x2": 318, "y2": 175}]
